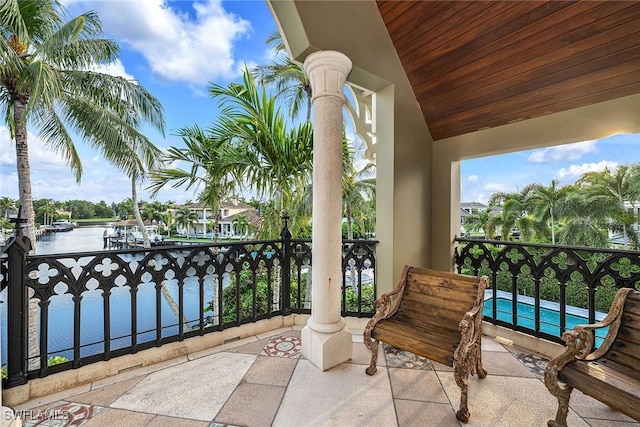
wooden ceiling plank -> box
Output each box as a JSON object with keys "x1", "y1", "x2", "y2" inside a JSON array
[
  {"x1": 436, "y1": 80, "x2": 640, "y2": 140},
  {"x1": 426, "y1": 28, "x2": 640, "y2": 120},
  {"x1": 404, "y1": 1, "x2": 571, "y2": 77},
  {"x1": 392, "y1": 1, "x2": 503, "y2": 70},
  {"x1": 423, "y1": 5, "x2": 640, "y2": 112},
  {"x1": 409, "y1": 1, "x2": 633, "y2": 98},
  {"x1": 377, "y1": 1, "x2": 454, "y2": 46},
  {"x1": 427, "y1": 61, "x2": 640, "y2": 138}
]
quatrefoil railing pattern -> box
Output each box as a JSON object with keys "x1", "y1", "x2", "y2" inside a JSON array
[
  {"x1": 0, "y1": 233, "x2": 378, "y2": 385},
  {"x1": 455, "y1": 237, "x2": 640, "y2": 345}
]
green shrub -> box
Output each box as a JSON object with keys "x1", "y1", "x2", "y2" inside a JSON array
[
  {"x1": 344, "y1": 283, "x2": 375, "y2": 313},
  {"x1": 47, "y1": 355, "x2": 69, "y2": 366}
]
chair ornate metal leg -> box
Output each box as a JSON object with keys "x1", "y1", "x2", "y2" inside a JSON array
[
  {"x1": 454, "y1": 365, "x2": 471, "y2": 423},
  {"x1": 363, "y1": 325, "x2": 379, "y2": 376}
]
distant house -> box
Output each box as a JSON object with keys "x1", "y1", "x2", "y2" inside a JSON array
[
  {"x1": 177, "y1": 200, "x2": 260, "y2": 239},
  {"x1": 460, "y1": 201, "x2": 487, "y2": 216},
  {"x1": 460, "y1": 202, "x2": 488, "y2": 236}
]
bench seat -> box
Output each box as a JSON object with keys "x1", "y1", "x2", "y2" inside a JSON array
[{"x1": 545, "y1": 288, "x2": 640, "y2": 427}]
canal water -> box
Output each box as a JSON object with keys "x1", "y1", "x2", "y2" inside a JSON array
[
  {"x1": 2, "y1": 227, "x2": 219, "y2": 368},
  {"x1": 36, "y1": 226, "x2": 110, "y2": 254}
]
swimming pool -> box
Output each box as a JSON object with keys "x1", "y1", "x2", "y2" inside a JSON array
[{"x1": 483, "y1": 296, "x2": 608, "y2": 346}]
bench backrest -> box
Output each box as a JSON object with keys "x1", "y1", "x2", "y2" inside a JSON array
[
  {"x1": 604, "y1": 289, "x2": 640, "y2": 380},
  {"x1": 396, "y1": 266, "x2": 484, "y2": 332}
]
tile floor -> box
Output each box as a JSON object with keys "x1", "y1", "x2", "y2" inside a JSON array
[{"x1": 12, "y1": 328, "x2": 640, "y2": 427}]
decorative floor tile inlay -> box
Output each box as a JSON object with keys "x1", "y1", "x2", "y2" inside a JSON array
[
  {"x1": 384, "y1": 344, "x2": 434, "y2": 370},
  {"x1": 22, "y1": 401, "x2": 103, "y2": 427},
  {"x1": 515, "y1": 352, "x2": 549, "y2": 378},
  {"x1": 261, "y1": 335, "x2": 302, "y2": 358}
]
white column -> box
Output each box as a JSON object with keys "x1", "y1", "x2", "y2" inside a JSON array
[{"x1": 301, "y1": 50, "x2": 353, "y2": 370}]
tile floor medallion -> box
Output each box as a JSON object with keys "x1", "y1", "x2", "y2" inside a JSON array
[
  {"x1": 513, "y1": 352, "x2": 549, "y2": 378},
  {"x1": 383, "y1": 344, "x2": 434, "y2": 370},
  {"x1": 22, "y1": 401, "x2": 102, "y2": 427},
  {"x1": 260, "y1": 335, "x2": 302, "y2": 358}
]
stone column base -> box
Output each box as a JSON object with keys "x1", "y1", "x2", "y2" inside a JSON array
[
  {"x1": 302, "y1": 323, "x2": 352, "y2": 371},
  {"x1": 1, "y1": 407, "x2": 20, "y2": 427}
]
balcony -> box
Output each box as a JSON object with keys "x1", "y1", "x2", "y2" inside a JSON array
[
  {"x1": 2, "y1": 226, "x2": 639, "y2": 425},
  {"x1": 9, "y1": 322, "x2": 637, "y2": 426}
]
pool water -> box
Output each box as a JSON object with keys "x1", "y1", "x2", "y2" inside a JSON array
[{"x1": 484, "y1": 297, "x2": 608, "y2": 347}]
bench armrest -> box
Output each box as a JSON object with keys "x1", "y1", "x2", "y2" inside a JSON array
[
  {"x1": 373, "y1": 265, "x2": 412, "y2": 318},
  {"x1": 364, "y1": 265, "x2": 412, "y2": 339},
  {"x1": 558, "y1": 287, "x2": 633, "y2": 361},
  {"x1": 456, "y1": 276, "x2": 489, "y2": 349},
  {"x1": 373, "y1": 286, "x2": 404, "y2": 317},
  {"x1": 544, "y1": 288, "x2": 634, "y2": 396}
]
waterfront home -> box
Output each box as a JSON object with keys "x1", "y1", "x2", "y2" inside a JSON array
[{"x1": 177, "y1": 200, "x2": 260, "y2": 239}]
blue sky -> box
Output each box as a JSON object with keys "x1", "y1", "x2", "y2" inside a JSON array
[
  {"x1": 461, "y1": 134, "x2": 640, "y2": 204},
  {"x1": 1, "y1": 0, "x2": 639, "y2": 206},
  {"x1": 0, "y1": 0, "x2": 277, "y2": 204}
]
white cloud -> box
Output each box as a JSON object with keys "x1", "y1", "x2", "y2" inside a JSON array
[
  {"x1": 88, "y1": 59, "x2": 134, "y2": 80},
  {"x1": 528, "y1": 140, "x2": 598, "y2": 163},
  {"x1": 556, "y1": 160, "x2": 618, "y2": 180},
  {"x1": 484, "y1": 183, "x2": 506, "y2": 192},
  {"x1": 73, "y1": 0, "x2": 251, "y2": 85},
  {"x1": 0, "y1": 126, "x2": 68, "y2": 169},
  {"x1": 467, "y1": 175, "x2": 479, "y2": 183}
]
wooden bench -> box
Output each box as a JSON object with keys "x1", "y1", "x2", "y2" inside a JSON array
[
  {"x1": 363, "y1": 265, "x2": 489, "y2": 423},
  {"x1": 544, "y1": 287, "x2": 640, "y2": 427}
]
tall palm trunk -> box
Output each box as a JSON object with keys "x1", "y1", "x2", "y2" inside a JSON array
[
  {"x1": 13, "y1": 97, "x2": 36, "y2": 246},
  {"x1": 550, "y1": 206, "x2": 555, "y2": 244},
  {"x1": 12, "y1": 93, "x2": 40, "y2": 369},
  {"x1": 616, "y1": 196, "x2": 629, "y2": 250},
  {"x1": 132, "y1": 177, "x2": 151, "y2": 248}
]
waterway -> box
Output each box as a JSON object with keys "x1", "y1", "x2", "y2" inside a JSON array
[
  {"x1": 2, "y1": 227, "x2": 219, "y2": 368},
  {"x1": 37, "y1": 226, "x2": 110, "y2": 254}
]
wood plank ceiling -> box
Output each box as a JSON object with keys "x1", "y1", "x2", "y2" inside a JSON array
[{"x1": 377, "y1": 1, "x2": 640, "y2": 141}]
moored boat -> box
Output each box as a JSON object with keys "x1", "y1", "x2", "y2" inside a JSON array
[{"x1": 52, "y1": 219, "x2": 75, "y2": 232}]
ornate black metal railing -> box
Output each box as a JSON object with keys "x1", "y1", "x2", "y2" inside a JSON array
[
  {"x1": 0, "y1": 219, "x2": 377, "y2": 388},
  {"x1": 455, "y1": 237, "x2": 640, "y2": 345}
]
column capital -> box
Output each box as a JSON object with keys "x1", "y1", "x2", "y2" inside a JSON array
[{"x1": 304, "y1": 50, "x2": 352, "y2": 102}]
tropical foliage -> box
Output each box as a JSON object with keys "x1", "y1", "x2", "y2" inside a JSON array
[
  {"x1": 465, "y1": 164, "x2": 640, "y2": 249},
  {"x1": 151, "y1": 69, "x2": 316, "y2": 239},
  {"x1": 251, "y1": 31, "x2": 312, "y2": 123},
  {"x1": 0, "y1": 0, "x2": 164, "y2": 246}
]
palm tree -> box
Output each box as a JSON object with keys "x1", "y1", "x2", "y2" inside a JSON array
[
  {"x1": 37, "y1": 200, "x2": 57, "y2": 226},
  {"x1": 164, "y1": 209, "x2": 174, "y2": 236},
  {"x1": 174, "y1": 207, "x2": 198, "y2": 236},
  {"x1": 527, "y1": 179, "x2": 571, "y2": 244},
  {"x1": 0, "y1": 196, "x2": 17, "y2": 219},
  {"x1": 342, "y1": 149, "x2": 376, "y2": 240},
  {"x1": 0, "y1": 0, "x2": 164, "y2": 246},
  {"x1": 232, "y1": 213, "x2": 251, "y2": 238},
  {"x1": 488, "y1": 184, "x2": 537, "y2": 240},
  {"x1": 252, "y1": 31, "x2": 312, "y2": 123},
  {"x1": 149, "y1": 125, "x2": 234, "y2": 227},
  {"x1": 463, "y1": 207, "x2": 496, "y2": 238},
  {"x1": 557, "y1": 189, "x2": 611, "y2": 247},
  {"x1": 211, "y1": 70, "x2": 313, "y2": 237},
  {"x1": 577, "y1": 165, "x2": 640, "y2": 249},
  {"x1": 152, "y1": 70, "x2": 314, "y2": 239}
]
